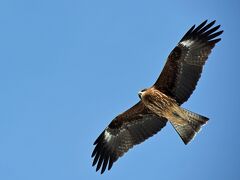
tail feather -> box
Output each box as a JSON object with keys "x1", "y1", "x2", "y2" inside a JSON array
[
  {"x1": 182, "y1": 108, "x2": 209, "y2": 132},
  {"x1": 170, "y1": 108, "x2": 209, "y2": 144}
]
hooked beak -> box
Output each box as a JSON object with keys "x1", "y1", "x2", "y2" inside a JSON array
[{"x1": 138, "y1": 91, "x2": 143, "y2": 99}]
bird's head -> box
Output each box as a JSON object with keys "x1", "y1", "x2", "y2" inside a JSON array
[{"x1": 138, "y1": 88, "x2": 147, "y2": 99}]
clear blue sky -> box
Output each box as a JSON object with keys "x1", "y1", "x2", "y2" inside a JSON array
[{"x1": 0, "y1": 0, "x2": 239, "y2": 179}]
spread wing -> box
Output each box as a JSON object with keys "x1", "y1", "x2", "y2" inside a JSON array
[
  {"x1": 154, "y1": 20, "x2": 223, "y2": 105},
  {"x1": 91, "y1": 102, "x2": 167, "y2": 174}
]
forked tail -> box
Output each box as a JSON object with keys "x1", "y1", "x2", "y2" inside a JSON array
[{"x1": 170, "y1": 108, "x2": 209, "y2": 144}]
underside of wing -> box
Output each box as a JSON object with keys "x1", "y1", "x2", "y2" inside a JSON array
[
  {"x1": 91, "y1": 102, "x2": 167, "y2": 174},
  {"x1": 154, "y1": 20, "x2": 223, "y2": 105}
]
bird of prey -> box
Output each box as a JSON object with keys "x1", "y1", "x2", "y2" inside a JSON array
[{"x1": 92, "y1": 20, "x2": 223, "y2": 174}]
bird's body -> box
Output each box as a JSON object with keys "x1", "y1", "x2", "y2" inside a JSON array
[
  {"x1": 139, "y1": 87, "x2": 178, "y2": 118},
  {"x1": 92, "y1": 20, "x2": 223, "y2": 174},
  {"x1": 139, "y1": 87, "x2": 208, "y2": 143}
]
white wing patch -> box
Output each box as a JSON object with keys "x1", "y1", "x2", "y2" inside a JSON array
[
  {"x1": 104, "y1": 130, "x2": 113, "y2": 142},
  {"x1": 180, "y1": 40, "x2": 194, "y2": 47}
]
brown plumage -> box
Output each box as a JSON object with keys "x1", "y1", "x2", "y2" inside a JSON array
[{"x1": 92, "y1": 20, "x2": 223, "y2": 174}]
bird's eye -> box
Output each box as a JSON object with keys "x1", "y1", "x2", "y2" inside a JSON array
[{"x1": 141, "y1": 88, "x2": 147, "y2": 92}]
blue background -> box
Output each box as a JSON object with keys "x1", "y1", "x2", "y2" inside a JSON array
[{"x1": 0, "y1": 0, "x2": 239, "y2": 179}]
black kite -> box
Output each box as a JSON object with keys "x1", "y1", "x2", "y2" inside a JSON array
[{"x1": 92, "y1": 20, "x2": 223, "y2": 174}]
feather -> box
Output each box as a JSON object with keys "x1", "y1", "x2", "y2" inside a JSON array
[
  {"x1": 154, "y1": 20, "x2": 223, "y2": 105},
  {"x1": 92, "y1": 102, "x2": 167, "y2": 173}
]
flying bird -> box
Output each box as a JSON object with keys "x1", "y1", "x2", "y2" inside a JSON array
[{"x1": 92, "y1": 20, "x2": 223, "y2": 174}]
